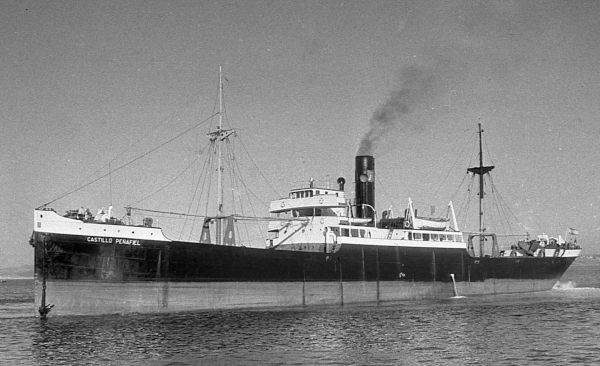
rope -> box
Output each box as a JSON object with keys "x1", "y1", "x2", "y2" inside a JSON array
[{"x1": 39, "y1": 112, "x2": 218, "y2": 208}]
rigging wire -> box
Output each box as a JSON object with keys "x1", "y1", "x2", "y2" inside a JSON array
[
  {"x1": 186, "y1": 85, "x2": 218, "y2": 241},
  {"x1": 40, "y1": 112, "x2": 218, "y2": 207},
  {"x1": 223, "y1": 139, "x2": 247, "y2": 244},
  {"x1": 455, "y1": 173, "x2": 476, "y2": 231},
  {"x1": 425, "y1": 129, "x2": 478, "y2": 213},
  {"x1": 227, "y1": 140, "x2": 270, "y2": 245},
  {"x1": 375, "y1": 175, "x2": 400, "y2": 217},
  {"x1": 488, "y1": 175, "x2": 510, "y2": 239},
  {"x1": 188, "y1": 139, "x2": 216, "y2": 240},
  {"x1": 487, "y1": 178, "x2": 531, "y2": 235},
  {"x1": 231, "y1": 146, "x2": 271, "y2": 209},
  {"x1": 183, "y1": 152, "x2": 212, "y2": 241},
  {"x1": 57, "y1": 88, "x2": 208, "y2": 203},
  {"x1": 128, "y1": 144, "x2": 208, "y2": 207},
  {"x1": 236, "y1": 131, "x2": 282, "y2": 198},
  {"x1": 448, "y1": 172, "x2": 471, "y2": 208}
]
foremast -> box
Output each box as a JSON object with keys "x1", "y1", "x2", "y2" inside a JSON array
[{"x1": 208, "y1": 66, "x2": 235, "y2": 245}]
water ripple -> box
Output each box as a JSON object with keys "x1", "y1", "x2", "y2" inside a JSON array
[{"x1": 1, "y1": 265, "x2": 600, "y2": 365}]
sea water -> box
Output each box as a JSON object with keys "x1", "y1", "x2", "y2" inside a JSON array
[{"x1": 2, "y1": 258, "x2": 600, "y2": 366}]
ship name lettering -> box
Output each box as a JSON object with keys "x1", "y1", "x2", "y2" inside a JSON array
[
  {"x1": 86, "y1": 237, "x2": 140, "y2": 245},
  {"x1": 86, "y1": 236, "x2": 113, "y2": 244},
  {"x1": 115, "y1": 238, "x2": 141, "y2": 246}
]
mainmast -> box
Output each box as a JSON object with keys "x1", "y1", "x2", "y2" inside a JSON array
[
  {"x1": 467, "y1": 123, "x2": 494, "y2": 251},
  {"x1": 209, "y1": 66, "x2": 234, "y2": 245}
]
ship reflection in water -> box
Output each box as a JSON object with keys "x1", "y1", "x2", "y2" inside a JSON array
[
  {"x1": 0, "y1": 262, "x2": 594, "y2": 365},
  {"x1": 28, "y1": 292, "x2": 600, "y2": 365}
]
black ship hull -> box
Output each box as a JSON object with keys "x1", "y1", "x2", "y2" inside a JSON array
[{"x1": 32, "y1": 231, "x2": 576, "y2": 316}]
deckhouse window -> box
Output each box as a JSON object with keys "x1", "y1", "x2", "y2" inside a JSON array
[
  {"x1": 414, "y1": 233, "x2": 422, "y2": 240},
  {"x1": 295, "y1": 209, "x2": 316, "y2": 217}
]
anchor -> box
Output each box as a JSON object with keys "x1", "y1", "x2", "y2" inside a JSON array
[{"x1": 38, "y1": 304, "x2": 54, "y2": 318}]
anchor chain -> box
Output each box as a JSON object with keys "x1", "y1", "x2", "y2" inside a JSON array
[{"x1": 38, "y1": 234, "x2": 54, "y2": 318}]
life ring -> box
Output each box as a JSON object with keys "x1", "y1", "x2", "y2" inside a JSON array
[
  {"x1": 281, "y1": 201, "x2": 285, "y2": 208},
  {"x1": 404, "y1": 221, "x2": 411, "y2": 229},
  {"x1": 320, "y1": 218, "x2": 324, "y2": 224},
  {"x1": 319, "y1": 198, "x2": 323, "y2": 204}
]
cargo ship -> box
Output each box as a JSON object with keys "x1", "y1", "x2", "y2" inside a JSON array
[{"x1": 30, "y1": 72, "x2": 581, "y2": 317}]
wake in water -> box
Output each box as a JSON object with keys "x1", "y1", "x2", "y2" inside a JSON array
[
  {"x1": 553, "y1": 280, "x2": 600, "y2": 291},
  {"x1": 554, "y1": 280, "x2": 578, "y2": 290}
]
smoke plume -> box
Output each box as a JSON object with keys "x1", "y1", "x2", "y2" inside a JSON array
[{"x1": 357, "y1": 65, "x2": 436, "y2": 156}]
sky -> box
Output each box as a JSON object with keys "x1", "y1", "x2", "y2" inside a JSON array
[{"x1": 2, "y1": 0, "x2": 600, "y2": 268}]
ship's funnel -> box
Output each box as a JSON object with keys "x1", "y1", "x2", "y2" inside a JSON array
[{"x1": 355, "y1": 155, "x2": 375, "y2": 222}]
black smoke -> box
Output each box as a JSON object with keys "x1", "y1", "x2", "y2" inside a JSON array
[{"x1": 357, "y1": 65, "x2": 435, "y2": 156}]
